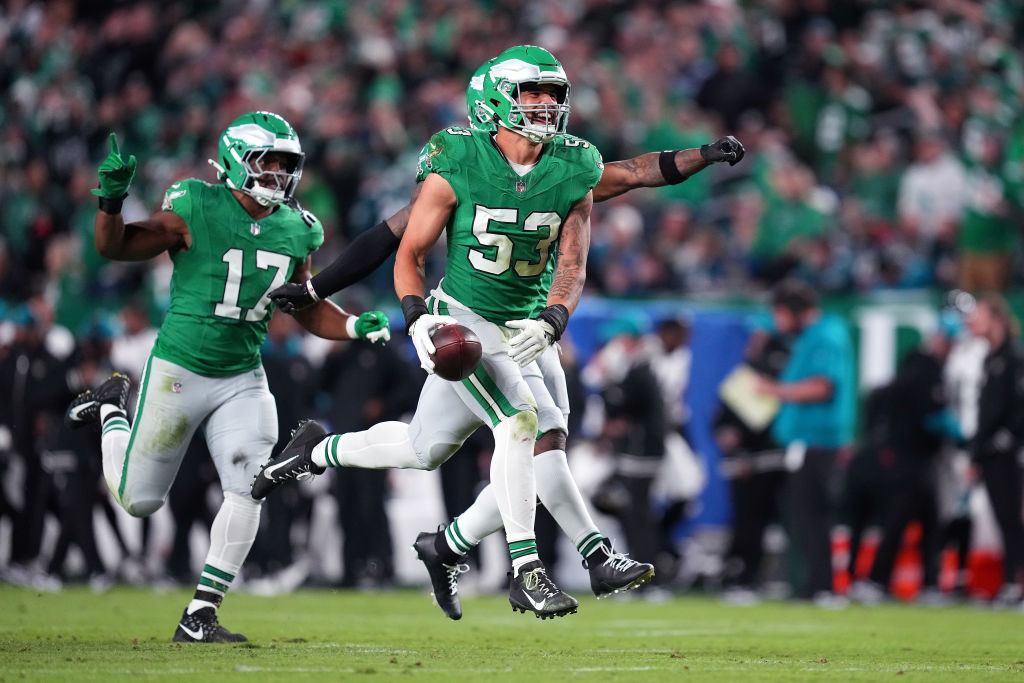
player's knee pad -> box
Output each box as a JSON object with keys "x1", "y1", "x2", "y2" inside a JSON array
[
  {"x1": 121, "y1": 496, "x2": 164, "y2": 518},
  {"x1": 508, "y1": 409, "x2": 539, "y2": 438},
  {"x1": 417, "y1": 441, "x2": 462, "y2": 471},
  {"x1": 215, "y1": 439, "x2": 276, "y2": 499},
  {"x1": 536, "y1": 403, "x2": 566, "y2": 436},
  {"x1": 221, "y1": 458, "x2": 270, "y2": 499}
]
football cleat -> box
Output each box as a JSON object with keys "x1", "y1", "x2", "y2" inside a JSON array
[
  {"x1": 172, "y1": 605, "x2": 247, "y2": 643},
  {"x1": 65, "y1": 372, "x2": 131, "y2": 429},
  {"x1": 508, "y1": 560, "x2": 578, "y2": 619},
  {"x1": 412, "y1": 527, "x2": 469, "y2": 620},
  {"x1": 250, "y1": 419, "x2": 327, "y2": 500},
  {"x1": 584, "y1": 544, "x2": 655, "y2": 598}
]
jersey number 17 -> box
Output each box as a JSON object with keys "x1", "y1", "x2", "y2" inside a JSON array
[{"x1": 214, "y1": 248, "x2": 291, "y2": 322}]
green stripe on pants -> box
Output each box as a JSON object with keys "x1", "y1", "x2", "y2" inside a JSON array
[{"x1": 119, "y1": 355, "x2": 153, "y2": 500}]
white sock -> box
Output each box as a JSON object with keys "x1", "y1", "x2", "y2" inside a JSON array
[
  {"x1": 447, "y1": 485, "x2": 504, "y2": 556},
  {"x1": 453, "y1": 451, "x2": 606, "y2": 560},
  {"x1": 491, "y1": 413, "x2": 539, "y2": 572},
  {"x1": 99, "y1": 404, "x2": 131, "y2": 504},
  {"x1": 312, "y1": 422, "x2": 422, "y2": 470},
  {"x1": 442, "y1": 516, "x2": 485, "y2": 557},
  {"x1": 445, "y1": 492, "x2": 502, "y2": 555},
  {"x1": 195, "y1": 492, "x2": 262, "y2": 603},
  {"x1": 533, "y1": 449, "x2": 604, "y2": 557}
]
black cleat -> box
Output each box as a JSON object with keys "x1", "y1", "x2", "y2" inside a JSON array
[
  {"x1": 413, "y1": 527, "x2": 469, "y2": 620},
  {"x1": 508, "y1": 560, "x2": 578, "y2": 619},
  {"x1": 65, "y1": 372, "x2": 131, "y2": 429},
  {"x1": 585, "y1": 544, "x2": 655, "y2": 598},
  {"x1": 251, "y1": 419, "x2": 327, "y2": 500},
  {"x1": 172, "y1": 606, "x2": 247, "y2": 643}
]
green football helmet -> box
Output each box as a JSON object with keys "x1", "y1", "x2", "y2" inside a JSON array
[
  {"x1": 467, "y1": 58, "x2": 497, "y2": 131},
  {"x1": 480, "y1": 45, "x2": 570, "y2": 143},
  {"x1": 209, "y1": 111, "x2": 304, "y2": 206}
]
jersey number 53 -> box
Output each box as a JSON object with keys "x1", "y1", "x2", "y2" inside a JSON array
[{"x1": 469, "y1": 205, "x2": 561, "y2": 278}]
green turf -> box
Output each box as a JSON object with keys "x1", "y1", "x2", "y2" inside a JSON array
[{"x1": 0, "y1": 586, "x2": 1022, "y2": 681}]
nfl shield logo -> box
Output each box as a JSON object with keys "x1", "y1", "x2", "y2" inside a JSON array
[
  {"x1": 516, "y1": 180, "x2": 527, "y2": 193},
  {"x1": 250, "y1": 223, "x2": 261, "y2": 236},
  {"x1": 172, "y1": 382, "x2": 182, "y2": 393}
]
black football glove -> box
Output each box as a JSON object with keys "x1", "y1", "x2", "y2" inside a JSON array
[
  {"x1": 700, "y1": 136, "x2": 745, "y2": 166},
  {"x1": 270, "y1": 281, "x2": 317, "y2": 314}
]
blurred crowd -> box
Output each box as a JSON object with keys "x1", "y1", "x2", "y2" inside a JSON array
[
  {"x1": 3, "y1": 0, "x2": 1024, "y2": 330},
  {"x1": 3, "y1": 0, "x2": 1024, "y2": 608}
]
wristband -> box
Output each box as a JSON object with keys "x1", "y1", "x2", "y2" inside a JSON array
[
  {"x1": 401, "y1": 295, "x2": 429, "y2": 330},
  {"x1": 97, "y1": 194, "x2": 126, "y2": 214},
  {"x1": 345, "y1": 315, "x2": 358, "y2": 339},
  {"x1": 659, "y1": 150, "x2": 687, "y2": 185},
  {"x1": 536, "y1": 304, "x2": 570, "y2": 341},
  {"x1": 305, "y1": 279, "x2": 321, "y2": 303}
]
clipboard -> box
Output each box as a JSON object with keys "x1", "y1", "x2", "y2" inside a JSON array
[{"x1": 718, "y1": 364, "x2": 780, "y2": 431}]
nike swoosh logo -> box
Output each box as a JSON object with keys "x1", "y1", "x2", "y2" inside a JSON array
[
  {"x1": 68, "y1": 401, "x2": 97, "y2": 420},
  {"x1": 523, "y1": 593, "x2": 546, "y2": 611},
  {"x1": 178, "y1": 623, "x2": 203, "y2": 640},
  {"x1": 263, "y1": 454, "x2": 300, "y2": 479}
]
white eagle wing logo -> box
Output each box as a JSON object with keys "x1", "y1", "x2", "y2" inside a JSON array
[{"x1": 225, "y1": 123, "x2": 277, "y2": 146}]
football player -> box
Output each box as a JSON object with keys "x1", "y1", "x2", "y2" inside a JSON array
[
  {"x1": 261, "y1": 51, "x2": 744, "y2": 618},
  {"x1": 66, "y1": 112, "x2": 390, "y2": 642},
  {"x1": 255, "y1": 45, "x2": 603, "y2": 619}
]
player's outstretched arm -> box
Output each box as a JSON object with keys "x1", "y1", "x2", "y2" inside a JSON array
[
  {"x1": 289, "y1": 255, "x2": 391, "y2": 344},
  {"x1": 396, "y1": 173, "x2": 458, "y2": 373},
  {"x1": 379, "y1": 182, "x2": 421, "y2": 241},
  {"x1": 506, "y1": 192, "x2": 593, "y2": 367},
  {"x1": 594, "y1": 136, "x2": 745, "y2": 202},
  {"x1": 270, "y1": 185, "x2": 423, "y2": 313}
]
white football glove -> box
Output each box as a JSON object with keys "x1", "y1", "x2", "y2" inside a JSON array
[
  {"x1": 506, "y1": 318, "x2": 555, "y2": 367},
  {"x1": 408, "y1": 314, "x2": 458, "y2": 373}
]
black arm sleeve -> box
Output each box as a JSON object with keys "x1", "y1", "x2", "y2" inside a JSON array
[{"x1": 309, "y1": 220, "x2": 401, "y2": 298}]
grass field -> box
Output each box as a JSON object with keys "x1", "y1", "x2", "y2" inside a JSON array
[{"x1": 1, "y1": 585, "x2": 1022, "y2": 681}]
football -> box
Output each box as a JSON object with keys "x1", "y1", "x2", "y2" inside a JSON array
[{"x1": 429, "y1": 324, "x2": 483, "y2": 381}]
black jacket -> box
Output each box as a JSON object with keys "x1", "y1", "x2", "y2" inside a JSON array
[
  {"x1": 885, "y1": 349, "x2": 946, "y2": 462},
  {"x1": 603, "y1": 360, "x2": 665, "y2": 460},
  {"x1": 971, "y1": 339, "x2": 1024, "y2": 463}
]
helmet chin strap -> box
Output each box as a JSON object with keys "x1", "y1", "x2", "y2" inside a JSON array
[
  {"x1": 210, "y1": 159, "x2": 280, "y2": 207},
  {"x1": 208, "y1": 158, "x2": 228, "y2": 179},
  {"x1": 249, "y1": 192, "x2": 274, "y2": 207},
  {"x1": 504, "y1": 124, "x2": 546, "y2": 144}
]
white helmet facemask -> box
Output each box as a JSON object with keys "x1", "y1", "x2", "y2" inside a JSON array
[{"x1": 237, "y1": 148, "x2": 304, "y2": 207}]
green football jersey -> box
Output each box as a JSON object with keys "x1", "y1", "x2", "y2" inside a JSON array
[
  {"x1": 152, "y1": 179, "x2": 323, "y2": 376},
  {"x1": 416, "y1": 127, "x2": 603, "y2": 323}
]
